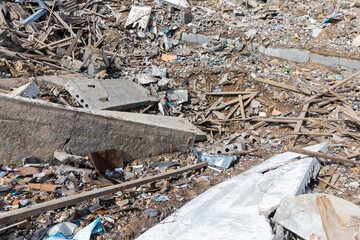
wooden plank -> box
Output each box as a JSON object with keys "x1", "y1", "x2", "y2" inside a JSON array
[
  {"x1": 206, "y1": 91, "x2": 257, "y2": 96},
  {"x1": 28, "y1": 183, "x2": 60, "y2": 192},
  {"x1": 45, "y1": 0, "x2": 57, "y2": 28},
  {"x1": 64, "y1": 29, "x2": 83, "y2": 56},
  {"x1": 0, "y1": 162, "x2": 207, "y2": 225},
  {"x1": 286, "y1": 132, "x2": 339, "y2": 136},
  {"x1": 84, "y1": 8, "x2": 109, "y2": 19},
  {"x1": 34, "y1": 26, "x2": 54, "y2": 49},
  {"x1": 287, "y1": 147, "x2": 360, "y2": 165},
  {"x1": 289, "y1": 71, "x2": 360, "y2": 146},
  {"x1": 319, "y1": 169, "x2": 335, "y2": 190},
  {"x1": 330, "y1": 173, "x2": 340, "y2": 186},
  {"x1": 204, "y1": 97, "x2": 223, "y2": 117},
  {"x1": 211, "y1": 94, "x2": 252, "y2": 111},
  {"x1": 252, "y1": 117, "x2": 345, "y2": 123},
  {"x1": 311, "y1": 77, "x2": 352, "y2": 107},
  {"x1": 317, "y1": 178, "x2": 344, "y2": 192},
  {"x1": 341, "y1": 107, "x2": 360, "y2": 125},
  {"x1": 37, "y1": 37, "x2": 74, "y2": 50},
  {"x1": 175, "y1": 25, "x2": 186, "y2": 40},
  {"x1": 256, "y1": 78, "x2": 312, "y2": 95},
  {"x1": 225, "y1": 92, "x2": 257, "y2": 120},
  {"x1": 309, "y1": 119, "x2": 360, "y2": 141},
  {"x1": 49, "y1": 10, "x2": 76, "y2": 37},
  {"x1": 316, "y1": 195, "x2": 354, "y2": 240},
  {"x1": 303, "y1": 71, "x2": 360, "y2": 106}
]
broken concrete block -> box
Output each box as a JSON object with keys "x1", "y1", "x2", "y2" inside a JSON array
[
  {"x1": 137, "y1": 74, "x2": 158, "y2": 85},
  {"x1": 274, "y1": 194, "x2": 360, "y2": 239},
  {"x1": 125, "y1": 6, "x2": 152, "y2": 29},
  {"x1": 60, "y1": 57, "x2": 83, "y2": 71},
  {"x1": 259, "y1": 47, "x2": 311, "y2": 63},
  {"x1": 65, "y1": 78, "x2": 157, "y2": 111},
  {"x1": 244, "y1": 28, "x2": 257, "y2": 38},
  {"x1": 9, "y1": 81, "x2": 40, "y2": 98},
  {"x1": 137, "y1": 143, "x2": 328, "y2": 240},
  {"x1": 152, "y1": 66, "x2": 167, "y2": 78},
  {"x1": 35, "y1": 74, "x2": 89, "y2": 87},
  {"x1": 163, "y1": 0, "x2": 190, "y2": 10},
  {"x1": 352, "y1": 35, "x2": 360, "y2": 47},
  {"x1": 167, "y1": 89, "x2": 188, "y2": 102},
  {"x1": 181, "y1": 33, "x2": 212, "y2": 44},
  {"x1": 247, "y1": 0, "x2": 260, "y2": 8},
  {"x1": 158, "y1": 78, "x2": 170, "y2": 89},
  {"x1": 54, "y1": 150, "x2": 84, "y2": 162},
  {"x1": 311, "y1": 26, "x2": 323, "y2": 38},
  {"x1": 0, "y1": 93, "x2": 206, "y2": 164},
  {"x1": 0, "y1": 77, "x2": 33, "y2": 91},
  {"x1": 180, "y1": 10, "x2": 192, "y2": 24}
]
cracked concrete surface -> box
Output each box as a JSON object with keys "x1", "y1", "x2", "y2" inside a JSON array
[
  {"x1": 258, "y1": 46, "x2": 360, "y2": 71},
  {"x1": 137, "y1": 143, "x2": 328, "y2": 240},
  {"x1": 0, "y1": 93, "x2": 205, "y2": 164}
]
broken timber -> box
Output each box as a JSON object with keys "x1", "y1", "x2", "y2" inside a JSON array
[
  {"x1": 287, "y1": 147, "x2": 359, "y2": 165},
  {"x1": 256, "y1": 78, "x2": 312, "y2": 95},
  {"x1": 0, "y1": 162, "x2": 207, "y2": 225}
]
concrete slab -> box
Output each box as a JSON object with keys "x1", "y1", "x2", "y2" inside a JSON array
[
  {"x1": 136, "y1": 143, "x2": 328, "y2": 240},
  {"x1": 339, "y1": 57, "x2": 360, "y2": 71},
  {"x1": 125, "y1": 6, "x2": 152, "y2": 29},
  {"x1": 258, "y1": 46, "x2": 360, "y2": 71},
  {"x1": 274, "y1": 194, "x2": 360, "y2": 240},
  {"x1": 259, "y1": 47, "x2": 311, "y2": 63},
  {"x1": 10, "y1": 81, "x2": 40, "y2": 98},
  {"x1": 0, "y1": 77, "x2": 32, "y2": 90},
  {"x1": 310, "y1": 53, "x2": 341, "y2": 68},
  {"x1": 65, "y1": 79, "x2": 157, "y2": 111},
  {"x1": 163, "y1": 0, "x2": 190, "y2": 9},
  {"x1": 0, "y1": 93, "x2": 206, "y2": 164}
]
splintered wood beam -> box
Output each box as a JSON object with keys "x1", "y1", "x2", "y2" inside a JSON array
[
  {"x1": 0, "y1": 163, "x2": 207, "y2": 225},
  {"x1": 206, "y1": 91, "x2": 257, "y2": 96},
  {"x1": 316, "y1": 195, "x2": 354, "y2": 240},
  {"x1": 256, "y1": 78, "x2": 312, "y2": 95},
  {"x1": 287, "y1": 147, "x2": 359, "y2": 166}
]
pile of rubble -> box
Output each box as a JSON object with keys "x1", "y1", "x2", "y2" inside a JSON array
[{"x1": 0, "y1": 0, "x2": 360, "y2": 239}]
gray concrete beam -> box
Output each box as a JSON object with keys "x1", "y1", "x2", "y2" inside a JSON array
[
  {"x1": 0, "y1": 93, "x2": 206, "y2": 164},
  {"x1": 65, "y1": 79, "x2": 158, "y2": 111},
  {"x1": 258, "y1": 46, "x2": 360, "y2": 71}
]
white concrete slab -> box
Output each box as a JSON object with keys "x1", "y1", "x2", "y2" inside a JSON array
[
  {"x1": 274, "y1": 194, "x2": 360, "y2": 240},
  {"x1": 136, "y1": 143, "x2": 328, "y2": 240}
]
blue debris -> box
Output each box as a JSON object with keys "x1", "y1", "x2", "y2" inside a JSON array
[
  {"x1": 154, "y1": 196, "x2": 169, "y2": 201},
  {"x1": 191, "y1": 147, "x2": 237, "y2": 169},
  {"x1": 22, "y1": 0, "x2": 48, "y2": 25},
  {"x1": 320, "y1": 12, "x2": 343, "y2": 26}
]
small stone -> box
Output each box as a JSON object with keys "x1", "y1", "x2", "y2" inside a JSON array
[
  {"x1": 259, "y1": 112, "x2": 267, "y2": 117},
  {"x1": 352, "y1": 35, "x2": 360, "y2": 47},
  {"x1": 144, "y1": 208, "x2": 158, "y2": 218}
]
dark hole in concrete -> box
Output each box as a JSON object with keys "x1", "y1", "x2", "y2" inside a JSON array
[{"x1": 88, "y1": 85, "x2": 96, "y2": 88}]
